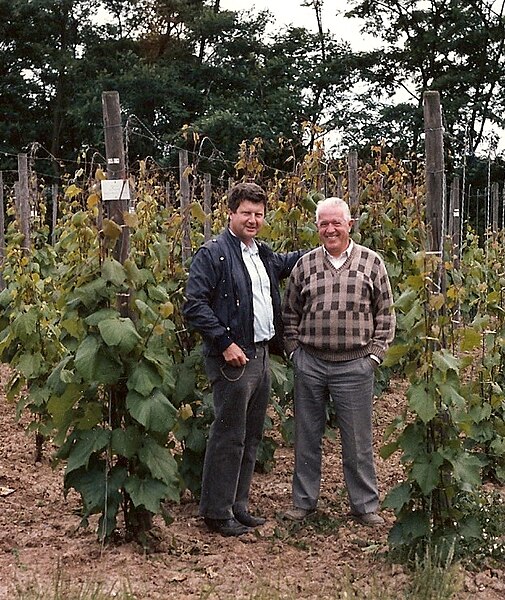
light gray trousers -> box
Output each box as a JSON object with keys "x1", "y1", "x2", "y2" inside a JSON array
[
  {"x1": 292, "y1": 347, "x2": 379, "y2": 515},
  {"x1": 199, "y1": 345, "x2": 271, "y2": 520}
]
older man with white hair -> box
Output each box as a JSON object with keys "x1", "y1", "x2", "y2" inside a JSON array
[{"x1": 282, "y1": 197, "x2": 395, "y2": 526}]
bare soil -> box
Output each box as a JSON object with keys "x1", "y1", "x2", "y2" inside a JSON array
[{"x1": 1, "y1": 363, "x2": 504, "y2": 599}]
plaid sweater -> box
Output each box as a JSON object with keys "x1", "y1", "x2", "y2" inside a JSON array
[{"x1": 282, "y1": 244, "x2": 395, "y2": 362}]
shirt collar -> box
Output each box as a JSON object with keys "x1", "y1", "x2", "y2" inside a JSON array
[
  {"x1": 323, "y1": 239, "x2": 353, "y2": 260},
  {"x1": 229, "y1": 228, "x2": 258, "y2": 253}
]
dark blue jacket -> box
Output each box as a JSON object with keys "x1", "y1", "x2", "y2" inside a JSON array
[{"x1": 183, "y1": 228, "x2": 304, "y2": 358}]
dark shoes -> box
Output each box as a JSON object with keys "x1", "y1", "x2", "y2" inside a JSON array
[
  {"x1": 203, "y1": 517, "x2": 252, "y2": 536},
  {"x1": 203, "y1": 511, "x2": 266, "y2": 536},
  {"x1": 234, "y1": 510, "x2": 266, "y2": 528}
]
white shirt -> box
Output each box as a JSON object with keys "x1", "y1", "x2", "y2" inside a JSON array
[
  {"x1": 324, "y1": 239, "x2": 354, "y2": 269},
  {"x1": 241, "y1": 239, "x2": 275, "y2": 343}
]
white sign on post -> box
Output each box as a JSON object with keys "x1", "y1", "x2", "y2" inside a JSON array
[{"x1": 100, "y1": 179, "x2": 131, "y2": 201}]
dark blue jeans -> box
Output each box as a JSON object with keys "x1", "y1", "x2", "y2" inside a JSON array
[{"x1": 199, "y1": 345, "x2": 271, "y2": 519}]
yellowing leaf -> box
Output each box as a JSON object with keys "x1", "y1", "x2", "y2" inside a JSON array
[
  {"x1": 65, "y1": 184, "x2": 82, "y2": 199},
  {"x1": 95, "y1": 168, "x2": 106, "y2": 180},
  {"x1": 87, "y1": 193, "x2": 100, "y2": 209},
  {"x1": 179, "y1": 404, "x2": 193, "y2": 420},
  {"x1": 123, "y1": 212, "x2": 139, "y2": 228},
  {"x1": 159, "y1": 302, "x2": 174, "y2": 318},
  {"x1": 153, "y1": 324, "x2": 165, "y2": 335},
  {"x1": 102, "y1": 218, "x2": 122, "y2": 241},
  {"x1": 190, "y1": 202, "x2": 207, "y2": 224}
]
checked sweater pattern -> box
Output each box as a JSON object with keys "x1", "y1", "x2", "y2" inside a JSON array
[{"x1": 282, "y1": 244, "x2": 395, "y2": 362}]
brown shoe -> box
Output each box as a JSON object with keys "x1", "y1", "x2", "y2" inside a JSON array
[
  {"x1": 282, "y1": 507, "x2": 316, "y2": 521},
  {"x1": 351, "y1": 512, "x2": 384, "y2": 526}
]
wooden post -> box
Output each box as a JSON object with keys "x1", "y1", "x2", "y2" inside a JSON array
[
  {"x1": 502, "y1": 185, "x2": 505, "y2": 230},
  {"x1": 423, "y1": 91, "x2": 445, "y2": 253},
  {"x1": 203, "y1": 173, "x2": 212, "y2": 241},
  {"x1": 165, "y1": 181, "x2": 171, "y2": 209},
  {"x1": 179, "y1": 149, "x2": 191, "y2": 262},
  {"x1": 347, "y1": 149, "x2": 359, "y2": 212},
  {"x1": 491, "y1": 182, "x2": 499, "y2": 232},
  {"x1": 51, "y1": 184, "x2": 58, "y2": 245},
  {"x1": 0, "y1": 172, "x2": 5, "y2": 290},
  {"x1": 102, "y1": 91, "x2": 129, "y2": 264},
  {"x1": 17, "y1": 153, "x2": 31, "y2": 253},
  {"x1": 449, "y1": 177, "x2": 461, "y2": 266}
]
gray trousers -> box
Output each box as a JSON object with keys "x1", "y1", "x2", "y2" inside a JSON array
[
  {"x1": 199, "y1": 345, "x2": 271, "y2": 519},
  {"x1": 292, "y1": 347, "x2": 379, "y2": 515}
]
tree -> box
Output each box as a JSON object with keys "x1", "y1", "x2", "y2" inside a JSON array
[{"x1": 342, "y1": 0, "x2": 505, "y2": 158}]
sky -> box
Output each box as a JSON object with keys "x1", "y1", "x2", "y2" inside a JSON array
[{"x1": 218, "y1": 0, "x2": 377, "y2": 50}]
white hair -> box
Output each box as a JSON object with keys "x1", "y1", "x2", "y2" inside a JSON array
[{"x1": 315, "y1": 197, "x2": 351, "y2": 223}]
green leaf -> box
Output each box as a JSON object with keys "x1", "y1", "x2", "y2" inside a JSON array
[
  {"x1": 75, "y1": 335, "x2": 122, "y2": 384},
  {"x1": 460, "y1": 328, "x2": 482, "y2": 352},
  {"x1": 11, "y1": 309, "x2": 38, "y2": 340},
  {"x1": 407, "y1": 382, "x2": 436, "y2": 423},
  {"x1": 66, "y1": 429, "x2": 110, "y2": 474},
  {"x1": 388, "y1": 510, "x2": 430, "y2": 547},
  {"x1": 432, "y1": 349, "x2": 460, "y2": 374},
  {"x1": 411, "y1": 452, "x2": 444, "y2": 495},
  {"x1": 127, "y1": 361, "x2": 162, "y2": 396},
  {"x1": 98, "y1": 317, "x2": 141, "y2": 353},
  {"x1": 65, "y1": 463, "x2": 126, "y2": 528},
  {"x1": 382, "y1": 343, "x2": 410, "y2": 367},
  {"x1": 138, "y1": 437, "x2": 179, "y2": 501},
  {"x1": 47, "y1": 383, "x2": 81, "y2": 427},
  {"x1": 382, "y1": 482, "x2": 411, "y2": 511},
  {"x1": 124, "y1": 475, "x2": 169, "y2": 513},
  {"x1": 127, "y1": 389, "x2": 177, "y2": 434},
  {"x1": 111, "y1": 426, "x2": 142, "y2": 459},
  {"x1": 449, "y1": 452, "x2": 482, "y2": 490},
  {"x1": 124, "y1": 259, "x2": 150, "y2": 287},
  {"x1": 398, "y1": 422, "x2": 426, "y2": 459},
  {"x1": 458, "y1": 516, "x2": 482, "y2": 540},
  {"x1": 398, "y1": 300, "x2": 423, "y2": 331},
  {"x1": 69, "y1": 279, "x2": 107, "y2": 309},
  {"x1": 17, "y1": 351, "x2": 43, "y2": 379},
  {"x1": 394, "y1": 288, "x2": 419, "y2": 311},
  {"x1": 439, "y1": 382, "x2": 466, "y2": 409},
  {"x1": 75, "y1": 402, "x2": 103, "y2": 429},
  {"x1": 47, "y1": 355, "x2": 74, "y2": 395},
  {"x1": 84, "y1": 308, "x2": 118, "y2": 327},
  {"x1": 379, "y1": 441, "x2": 399, "y2": 459},
  {"x1": 101, "y1": 257, "x2": 126, "y2": 286},
  {"x1": 134, "y1": 299, "x2": 158, "y2": 321}
]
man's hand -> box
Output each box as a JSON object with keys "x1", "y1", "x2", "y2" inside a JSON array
[{"x1": 223, "y1": 342, "x2": 249, "y2": 367}]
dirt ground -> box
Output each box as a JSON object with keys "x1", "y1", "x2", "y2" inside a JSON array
[{"x1": 1, "y1": 363, "x2": 505, "y2": 600}]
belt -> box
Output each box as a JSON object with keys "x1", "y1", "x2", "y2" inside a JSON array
[{"x1": 255, "y1": 340, "x2": 270, "y2": 347}]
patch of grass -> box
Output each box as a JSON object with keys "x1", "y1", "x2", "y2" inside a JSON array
[
  {"x1": 14, "y1": 568, "x2": 136, "y2": 600},
  {"x1": 405, "y1": 544, "x2": 463, "y2": 600}
]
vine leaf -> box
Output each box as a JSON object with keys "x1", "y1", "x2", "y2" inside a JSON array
[
  {"x1": 66, "y1": 429, "x2": 110, "y2": 474},
  {"x1": 75, "y1": 335, "x2": 121, "y2": 384},
  {"x1": 98, "y1": 317, "x2": 142, "y2": 353},
  {"x1": 127, "y1": 361, "x2": 163, "y2": 396},
  {"x1": 407, "y1": 381, "x2": 436, "y2": 423},
  {"x1": 125, "y1": 475, "x2": 170, "y2": 512},
  {"x1": 411, "y1": 452, "x2": 444, "y2": 494},
  {"x1": 127, "y1": 388, "x2": 177, "y2": 434},
  {"x1": 138, "y1": 437, "x2": 180, "y2": 502}
]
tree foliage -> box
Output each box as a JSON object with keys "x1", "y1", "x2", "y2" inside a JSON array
[
  {"x1": 1, "y1": 0, "x2": 504, "y2": 176},
  {"x1": 343, "y1": 0, "x2": 505, "y2": 156}
]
